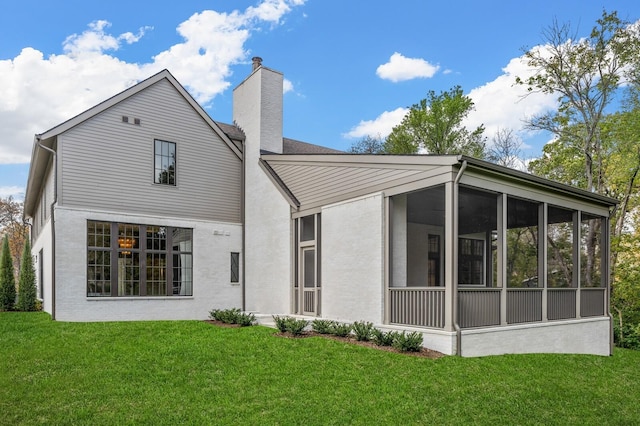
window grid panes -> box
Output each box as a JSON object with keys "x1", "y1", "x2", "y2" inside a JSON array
[
  {"x1": 154, "y1": 140, "x2": 176, "y2": 185},
  {"x1": 171, "y1": 228, "x2": 193, "y2": 295},
  {"x1": 87, "y1": 221, "x2": 192, "y2": 297},
  {"x1": 87, "y1": 221, "x2": 111, "y2": 296},
  {"x1": 459, "y1": 238, "x2": 485, "y2": 285},
  {"x1": 231, "y1": 252, "x2": 240, "y2": 283}
]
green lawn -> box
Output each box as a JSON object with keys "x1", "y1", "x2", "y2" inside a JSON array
[{"x1": 1, "y1": 313, "x2": 639, "y2": 425}]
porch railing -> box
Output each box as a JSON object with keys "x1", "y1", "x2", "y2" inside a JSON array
[
  {"x1": 458, "y1": 288, "x2": 500, "y2": 328},
  {"x1": 507, "y1": 289, "x2": 542, "y2": 324},
  {"x1": 389, "y1": 287, "x2": 445, "y2": 328},
  {"x1": 581, "y1": 288, "x2": 606, "y2": 317},
  {"x1": 547, "y1": 288, "x2": 576, "y2": 320},
  {"x1": 387, "y1": 286, "x2": 606, "y2": 329}
]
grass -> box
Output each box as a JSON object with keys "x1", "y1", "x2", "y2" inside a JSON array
[{"x1": 2, "y1": 312, "x2": 639, "y2": 425}]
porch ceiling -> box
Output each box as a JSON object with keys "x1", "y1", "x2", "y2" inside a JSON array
[{"x1": 262, "y1": 155, "x2": 456, "y2": 210}]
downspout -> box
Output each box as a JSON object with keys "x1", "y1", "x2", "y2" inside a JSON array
[
  {"x1": 453, "y1": 160, "x2": 468, "y2": 356},
  {"x1": 241, "y1": 142, "x2": 246, "y2": 312},
  {"x1": 36, "y1": 139, "x2": 57, "y2": 320},
  {"x1": 607, "y1": 205, "x2": 617, "y2": 356}
]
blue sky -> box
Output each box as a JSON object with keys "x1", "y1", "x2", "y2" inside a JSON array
[{"x1": 1, "y1": 0, "x2": 640, "y2": 200}]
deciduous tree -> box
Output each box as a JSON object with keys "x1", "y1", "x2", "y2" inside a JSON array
[
  {"x1": 519, "y1": 10, "x2": 640, "y2": 345},
  {"x1": 348, "y1": 135, "x2": 386, "y2": 154},
  {"x1": 487, "y1": 128, "x2": 525, "y2": 170},
  {"x1": 0, "y1": 196, "x2": 28, "y2": 278},
  {"x1": 384, "y1": 86, "x2": 486, "y2": 157}
]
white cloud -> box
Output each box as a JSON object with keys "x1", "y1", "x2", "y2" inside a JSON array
[
  {"x1": 283, "y1": 78, "x2": 294, "y2": 94},
  {"x1": 465, "y1": 52, "x2": 557, "y2": 147},
  {"x1": 376, "y1": 52, "x2": 439, "y2": 82},
  {"x1": 346, "y1": 50, "x2": 558, "y2": 149},
  {"x1": 343, "y1": 107, "x2": 408, "y2": 139},
  {"x1": 0, "y1": 0, "x2": 305, "y2": 164},
  {"x1": 0, "y1": 186, "x2": 24, "y2": 199}
]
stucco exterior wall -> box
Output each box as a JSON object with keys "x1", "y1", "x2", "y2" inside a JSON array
[
  {"x1": 321, "y1": 193, "x2": 384, "y2": 323},
  {"x1": 52, "y1": 206, "x2": 242, "y2": 321}
]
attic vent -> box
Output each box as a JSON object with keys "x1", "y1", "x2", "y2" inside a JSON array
[{"x1": 122, "y1": 116, "x2": 142, "y2": 125}]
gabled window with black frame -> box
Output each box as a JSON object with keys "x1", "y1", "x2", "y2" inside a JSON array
[{"x1": 154, "y1": 140, "x2": 176, "y2": 185}]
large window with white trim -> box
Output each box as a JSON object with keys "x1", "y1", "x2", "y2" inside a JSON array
[{"x1": 87, "y1": 221, "x2": 192, "y2": 297}]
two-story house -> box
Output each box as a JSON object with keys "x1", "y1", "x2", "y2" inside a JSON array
[{"x1": 24, "y1": 58, "x2": 617, "y2": 356}]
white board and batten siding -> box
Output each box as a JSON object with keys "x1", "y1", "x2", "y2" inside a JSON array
[{"x1": 58, "y1": 78, "x2": 241, "y2": 223}]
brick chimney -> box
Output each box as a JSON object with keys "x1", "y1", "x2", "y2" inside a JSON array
[
  {"x1": 233, "y1": 57, "x2": 284, "y2": 155},
  {"x1": 252, "y1": 56, "x2": 262, "y2": 71}
]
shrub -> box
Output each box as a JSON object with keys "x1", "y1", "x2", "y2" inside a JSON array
[
  {"x1": 330, "y1": 322, "x2": 352, "y2": 337},
  {"x1": 235, "y1": 312, "x2": 256, "y2": 327},
  {"x1": 613, "y1": 321, "x2": 640, "y2": 350},
  {"x1": 17, "y1": 239, "x2": 38, "y2": 312},
  {"x1": 0, "y1": 235, "x2": 16, "y2": 311},
  {"x1": 221, "y1": 308, "x2": 242, "y2": 324},
  {"x1": 285, "y1": 317, "x2": 309, "y2": 336},
  {"x1": 272, "y1": 315, "x2": 289, "y2": 333},
  {"x1": 209, "y1": 308, "x2": 255, "y2": 326},
  {"x1": 372, "y1": 328, "x2": 396, "y2": 346},
  {"x1": 352, "y1": 321, "x2": 374, "y2": 341},
  {"x1": 210, "y1": 308, "x2": 239, "y2": 323},
  {"x1": 392, "y1": 331, "x2": 423, "y2": 352},
  {"x1": 209, "y1": 309, "x2": 222, "y2": 321},
  {"x1": 311, "y1": 319, "x2": 334, "y2": 334}
]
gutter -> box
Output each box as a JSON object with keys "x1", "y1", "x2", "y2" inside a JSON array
[
  {"x1": 35, "y1": 139, "x2": 57, "y2": 320},
  {"x1": 452, "y1": 159, "x2": 468, "y2": 356}
]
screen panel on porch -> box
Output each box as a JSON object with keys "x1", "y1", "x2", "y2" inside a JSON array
[{"x1": 389, "y1": 185, "x2": 446, "y2": 328}]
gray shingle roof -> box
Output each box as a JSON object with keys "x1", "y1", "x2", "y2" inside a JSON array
[{"x1": 213, "y1": 121, "x2": 342, "y2": 154}]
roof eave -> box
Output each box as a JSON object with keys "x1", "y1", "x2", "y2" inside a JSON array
[{"x1": 458, "y1": 155, "x2": 619, "y2": 207}]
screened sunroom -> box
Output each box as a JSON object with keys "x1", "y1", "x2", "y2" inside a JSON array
[
  {"x1": 387, "y1": 158, "x2": 615, "y2": 356},
  {"x1": 262, "y1": 154, "x2": 616, "y2": 356}
]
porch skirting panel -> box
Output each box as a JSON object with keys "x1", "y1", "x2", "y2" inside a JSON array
[{"x1": 458, "y1": 316, "x2": 611, "y2": 357}]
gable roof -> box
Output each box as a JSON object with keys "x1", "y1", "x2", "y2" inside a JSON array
[{"x1": 24, "y1": 69, "x2": 242, "y2": 217}]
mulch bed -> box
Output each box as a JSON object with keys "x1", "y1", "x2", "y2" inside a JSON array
[{"x1": 204, "y1": 320, "x2": 445, "y2": 359}]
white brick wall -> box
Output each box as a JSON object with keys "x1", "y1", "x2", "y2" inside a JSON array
[
  {"x1": 52, "y1": 206, "x2": 242, "y2": 321},
  {"x1": 321, "y1": 193, "x2": 385, "y2": 323},
  {"x1": 234, "y1": 65, "x2": 292, "y2": 315}
]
